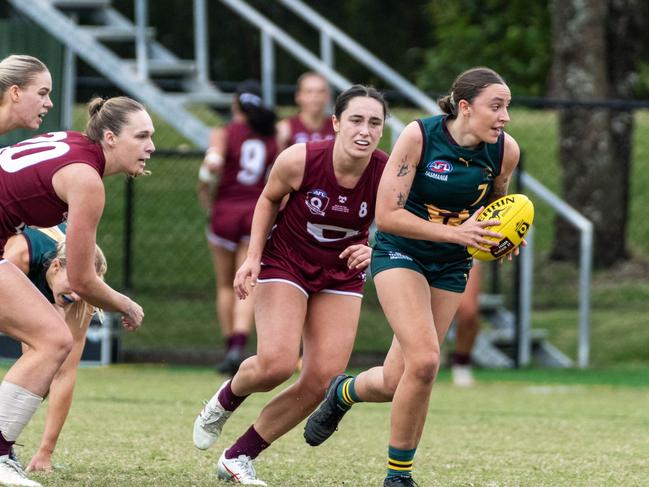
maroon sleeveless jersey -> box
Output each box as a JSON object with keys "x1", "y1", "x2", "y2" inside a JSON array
[
  {"x1": 288, "y1": 115, "x2": 336, "y2": 145},
  {"x1": 263, "y1": 139, "x2": 388, "y2": 274},
  {"x1": 0, "y1": 131, "x2": 105, "y2": 250},
  {"x1": 213, "y1": 121, "x2": 278, "y2": 204}
]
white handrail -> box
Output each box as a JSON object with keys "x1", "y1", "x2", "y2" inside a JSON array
[{"x1": 521, "y1": 172, "x2": 593, "y2": 368}]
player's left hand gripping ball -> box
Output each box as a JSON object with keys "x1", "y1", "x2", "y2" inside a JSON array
[{"x1": 467, "y1": 194, "x2": 534, "y2": 261}]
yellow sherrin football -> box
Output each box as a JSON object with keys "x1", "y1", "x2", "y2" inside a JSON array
[{"x1": 467, "y1": 194, "x2": 534, "y2": 261}]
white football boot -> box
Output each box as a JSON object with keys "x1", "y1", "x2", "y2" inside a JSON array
[
  {"x1": 193, "y1": 381, "x2": 233, "y2": 449},
  {"x1": 0, "y1": 455, "x2": 42, "y2": 487},
  {"x1": 451, "y1": 365, "x2": 476, "y2": 388},
  {"x1": 216, "y1": 451, "x2": 267, "y2": 486}
]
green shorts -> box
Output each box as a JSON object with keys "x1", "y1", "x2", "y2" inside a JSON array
[{"x1": 370, "y1": 244, "x2": 473, "y2": 293}]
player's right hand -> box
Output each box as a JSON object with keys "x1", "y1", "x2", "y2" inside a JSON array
[
  {"x1": 121, "y1": 299, "x2": 144, "y2": 331},
  {"x1": 233, "y1": 258, "x2": 260, "y2": 300},
  {"x1": 455, "y1": 207, "x2": 502, "y2": 251}
]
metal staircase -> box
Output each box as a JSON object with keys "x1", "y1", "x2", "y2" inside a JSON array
[
  {"x1": 468, "y1": 295, "x2": 573, "y2": 368},
  {"x1": 7, "y1": 0, "x2": 232, "y2": 148}
]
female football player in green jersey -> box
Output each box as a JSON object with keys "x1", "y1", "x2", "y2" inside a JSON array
[{"x1": 305, "y1": 67, "x2": 521, "y2": 487}]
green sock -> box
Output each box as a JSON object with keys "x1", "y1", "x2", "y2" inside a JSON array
[
  {"x1": 387, "y1": 445, "x2": 416, "y2": 478},
  {"x1": 335, "y1": 376, "x2": 360, "y2": 410}
]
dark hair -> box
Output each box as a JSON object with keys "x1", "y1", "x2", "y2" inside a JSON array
[
  {"x1": 334, "y1": 84, "x2": 388, "y2": 120},
  {"x1": 85, "y1": 96, "x2": 147, "y2": 142},
  {"x1": 235, "y1": 80, "x2": 276, "y2": 137},
  {"x1": 438, "y1": 67, "x2": 506, "y2": 119}
]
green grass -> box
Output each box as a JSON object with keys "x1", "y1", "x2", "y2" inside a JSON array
[
  {"x1": 66, "y1": 105, "x2": 649, "y2": 367},
  {"x1": 10, "y1": 365, "x2": 649, "y2": 486}
]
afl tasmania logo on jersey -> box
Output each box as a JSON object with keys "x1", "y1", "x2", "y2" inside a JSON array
[
  {"x1": 425, "y1": 160, "x2": 453, "y2": 182},
  {"x1": 305, "y1": 189, "x2": 330, "y2": 216}
]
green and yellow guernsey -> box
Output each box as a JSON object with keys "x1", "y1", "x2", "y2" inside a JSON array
[
  {"x1": 375, "y1": 115, "x2": 504, "y2": 263},
  {"x1": 23, "y1": 223, "x2": 66, "y2": 303}
]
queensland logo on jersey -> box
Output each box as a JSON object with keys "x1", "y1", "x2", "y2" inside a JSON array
[
  {"x1": 305, "y1": 189, "x2": 330, "y2": 216},
  {"x1": 425, "y1": 160, "x2": 453, "y2": 182}
]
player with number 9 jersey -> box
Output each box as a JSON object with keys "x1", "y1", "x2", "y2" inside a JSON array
[
  {"x1": 207, "y1": 120, "x2": 278, "y2": 249},
  {"x1": 196, "y1": 80, "x2": 278, "y2": 375}
]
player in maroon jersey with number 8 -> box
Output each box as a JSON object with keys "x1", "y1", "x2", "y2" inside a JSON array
[
  {"x1": 0, "y1": 96, "x2": 154, "y2": 486},
  {"x1": 192, "y1": 84, "x2": 389, "y2": 485}
]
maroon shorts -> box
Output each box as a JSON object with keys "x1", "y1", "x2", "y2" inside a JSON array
[
  {"x1": 258, "y1": 244, "x2": 366, "y2": 297},
  {"x1": 208, "y1": 199, "x2": 255, "y2": 251}
]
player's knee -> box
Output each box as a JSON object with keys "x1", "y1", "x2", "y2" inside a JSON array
[
  {"x1": 408, "y1": 353, "x2": 440, "y2": 385},
  {"x1": 43, "y1": 327, "x2": 74, "y2": 363},
  {"x1": 255, "y1": 359, "x2": 296, "y2": 390}
]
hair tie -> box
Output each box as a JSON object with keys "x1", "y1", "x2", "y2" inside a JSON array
[
  {"x1": 239, "y1": 92, "x2": 262, "y2": 107},
  {"x1": 449, "y1": 91, "x2": 457, "y2": 111}
]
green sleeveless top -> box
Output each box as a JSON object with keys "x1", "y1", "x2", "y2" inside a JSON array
[
  {"x1": 24, "y1": 223, "x2": 67, "y2": 303},
  {"x1": 375, "y1": 115, "x2": 504, "y2": 263}
]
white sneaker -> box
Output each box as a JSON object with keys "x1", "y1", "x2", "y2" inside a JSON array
[
  {"x1": 216, "y1": 451, "x2": 267, "y2": 486},
  {"x1": 0, "y1": 455, "x2": 41, "y2": 487},
  {"x1": 452, "y1": 365, "x2": 476, "y2": 388},
  {"x1": 193, "y1": 381, "x2": 233, "y2": 450}
]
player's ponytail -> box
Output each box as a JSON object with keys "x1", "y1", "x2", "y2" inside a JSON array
[{"x1": 235, "y1": 80, "x2": 276, "y2": 137}]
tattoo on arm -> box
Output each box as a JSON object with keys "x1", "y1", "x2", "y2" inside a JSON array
[
  {"x1": 397, "y1": 192, "x2": 406, "y2": 208},
  {"x1": 489, "y1": 179, "x2": 509, "y2": 202},
  {"x1": 397, "y1": 162, "x2": 410, "y2": 177}
]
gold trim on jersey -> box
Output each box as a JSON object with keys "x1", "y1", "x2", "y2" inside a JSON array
[{"x1": 425, "y1": 203, "x2": 470, "y2": 226}]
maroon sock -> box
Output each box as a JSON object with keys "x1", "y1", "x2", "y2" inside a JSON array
[
  {"x1": 452, "y1": 352, "x2": 471, "y2": 366},
  {"x1": 0, "y1": 432, "x2": 14, "y2": 457},
  {"x1": 225, "y1": 425, "x2": 270, "y2": 460},
  {"x1": 217, "y1": 380, "x2": 248, "y2": 412},
  {"x1": 225, "y1": 335, "x2": 234, "y2": 352},
  {"x1": 230, "y1": 333, "x2": 248, "y2": 350}
]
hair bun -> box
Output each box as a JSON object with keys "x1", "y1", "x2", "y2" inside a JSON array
[{"x1": 87, "y1": 97, "x2": 107, "y2": 117}]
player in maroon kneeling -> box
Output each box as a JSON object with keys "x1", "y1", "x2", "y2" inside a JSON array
[{"x1": 192, "y1": 84, "x2": 389, "y2": 485}]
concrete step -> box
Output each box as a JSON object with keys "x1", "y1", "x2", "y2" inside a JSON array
[
  {"x1": 124, "y1": 59, "x2": 197, "y2": 77},
  {"x1": 80, "y1": 25, "x2": 155, "y2": 41},
  {"x1": 51, "y1": 0, "x2": 110, "y2": 9}
]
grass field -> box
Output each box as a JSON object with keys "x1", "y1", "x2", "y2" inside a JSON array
[{"x1": 9, "y1": 364, "x2": 649, "y2": 487}]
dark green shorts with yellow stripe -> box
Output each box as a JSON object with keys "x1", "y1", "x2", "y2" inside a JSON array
[{"x1": 370, "y1": 243, "x2": 472, "y2": 293}]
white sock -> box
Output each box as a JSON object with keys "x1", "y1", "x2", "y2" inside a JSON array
[{"x1": 0, "y1": 381, "x2": 43, "y2": 441}]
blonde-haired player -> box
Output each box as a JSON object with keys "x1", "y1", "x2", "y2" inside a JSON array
[{"x1": 2, "y1": 225, "x2": 107, "y2": 473}]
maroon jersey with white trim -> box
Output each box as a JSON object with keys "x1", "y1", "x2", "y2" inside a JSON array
[
  {"x1": 0, "y1": 131, "x2": 105, "y2": 248},
  {"x1": 264, "y1": 139, "x2": 387, "y2": 271},
  {"x1": 214, "y1": 121, "x2": 278, "y2": 203},
  {"x1": 288, "y1": 115, "x2": 336, "y2": 145}
]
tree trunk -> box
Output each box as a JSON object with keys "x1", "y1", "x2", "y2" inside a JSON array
[{"x1": 549, "y1": 0, "x2": 645, "y2": 267}]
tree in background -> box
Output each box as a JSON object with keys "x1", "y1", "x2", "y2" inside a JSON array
[
  {"x1": 415, "y1": 0, "x2": 552, "y2": 96},
  {"x1": 550, "y1": 0, "x2": 647, "y2": 267}
]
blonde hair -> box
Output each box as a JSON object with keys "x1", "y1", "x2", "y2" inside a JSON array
[
  {"x1": 53, "y1": 239, "x2": 108, "y2": 278},
  {"x1": 85, "y1": 96, "x2": 146, "y2": 142},
  {"x1": 53, "y1": 240, "x2": 108, "y2": 323},
  {"x1": 0, "y1": 55, "x2": 49, "y2": 99}
]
